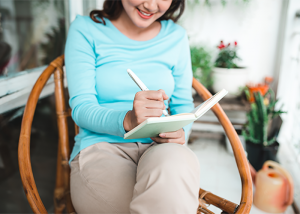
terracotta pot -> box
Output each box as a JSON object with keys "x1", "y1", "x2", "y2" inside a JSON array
[{"x1": 212, "y1": 67, "x2": 248, "y2": 98}]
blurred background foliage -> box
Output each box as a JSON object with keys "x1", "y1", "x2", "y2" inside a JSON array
[
  {"x1": 32, "y1": 0, "x2": 64, "y2": 13},
  {"x1": 41, "y1": 18, "x2": 66, "y2": 65},
  {"x1": 190, "y1": 46, "x2": 214, "y2": 90}
]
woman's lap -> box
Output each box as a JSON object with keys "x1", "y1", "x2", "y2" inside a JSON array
[
  {"x1": 131, "y1": 143, "x2": 200, "y2": 214},
  {"x1": 70, "y1": 142, "x2": 200, "y2": 214}
]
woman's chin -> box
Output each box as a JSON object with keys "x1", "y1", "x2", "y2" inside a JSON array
[{"x1": 132, "y1": 19, "x2": 153, "y2": 29}]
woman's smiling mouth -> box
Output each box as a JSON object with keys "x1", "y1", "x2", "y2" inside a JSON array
[{"x1": 136, "y1": 7, "x2": 155, "y2": 19}]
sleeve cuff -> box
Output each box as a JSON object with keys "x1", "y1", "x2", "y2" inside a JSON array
[
  {"x1": 118, "y1": 110, "x2": 129, "y2": 137},
  {"x1": 183, "y1": 123, "x2": 193, "y2": 143}
]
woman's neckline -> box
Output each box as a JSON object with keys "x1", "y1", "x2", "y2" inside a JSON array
[{"x1": 103, "y1": 17, "x2": 165, "y2": 44}]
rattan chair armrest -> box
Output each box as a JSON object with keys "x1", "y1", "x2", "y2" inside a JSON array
[
  {"x1": 192, "y1": 78, "x2": 253, "y2": 214},
  {"x1": 18, "y1": 56, "x2": 64, "y2": 214}
]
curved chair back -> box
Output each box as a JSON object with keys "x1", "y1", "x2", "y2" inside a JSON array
[{"x1": 18, "y1": 55, "x2": 252, "y2": 214}]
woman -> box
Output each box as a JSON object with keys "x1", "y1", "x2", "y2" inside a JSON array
[{"x1": 65, "y1": 0, "x2": 200, "y2": 213}]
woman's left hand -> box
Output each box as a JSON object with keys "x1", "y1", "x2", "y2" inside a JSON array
[{"x1": 150, "y1": 128, "x2": 185, "y2": 145}]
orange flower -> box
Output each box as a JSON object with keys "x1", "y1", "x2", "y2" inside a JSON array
[
  {"x1": 264, "y1": 77, "x2": 273, "y2": 84},
  {"x1": 247, "y1": 84, "x2": 269, "y2": 103}
]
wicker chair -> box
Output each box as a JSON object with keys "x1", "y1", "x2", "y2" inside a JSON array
[{"x1": 18, "y1": 55, "x2": 253, "y2": 214}]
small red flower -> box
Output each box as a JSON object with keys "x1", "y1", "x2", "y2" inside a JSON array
[
  {"x1": 218, "y1": 44, "x2": 225, "y2": 49},
  {"x1": 217, "y1": 41, "x2": 226, "y2": 49},
  {"x1": 234, "y1": 41, "x2": 238, "y2": 46}
]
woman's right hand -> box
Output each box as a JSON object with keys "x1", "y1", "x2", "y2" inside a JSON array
[{"x1": 123, "y1": 89, "x2": 169, "y2": 132}]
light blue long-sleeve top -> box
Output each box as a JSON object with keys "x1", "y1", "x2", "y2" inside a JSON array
[{"x1": 65, "y1": 15, "x2": 194, "y2": 162}]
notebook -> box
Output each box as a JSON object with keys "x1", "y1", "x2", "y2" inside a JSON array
[{"x1": 124, "y1": 89, "x2": 228, "y2": 139}]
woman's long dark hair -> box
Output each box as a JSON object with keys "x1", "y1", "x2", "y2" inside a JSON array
[{"x1": 90, "y1": 0, "x2": 185, "y2": 25}]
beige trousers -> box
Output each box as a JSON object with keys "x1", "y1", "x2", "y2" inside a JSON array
[{"x1": 70, "y1": 142, "x2": 200, "y2": 214}]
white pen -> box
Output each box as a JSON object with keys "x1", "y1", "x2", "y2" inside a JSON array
[{"x1": 127, "y1": 69, "x2": 169, "y2": 117}]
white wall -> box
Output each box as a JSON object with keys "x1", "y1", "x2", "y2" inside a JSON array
[{"x1": 179, "y1": 0, "x2": 283, "y2": 83}]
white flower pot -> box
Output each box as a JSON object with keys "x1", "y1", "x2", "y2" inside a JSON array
[{"x1": 212, "y1": 67, "x2": 249, "y2": 98}]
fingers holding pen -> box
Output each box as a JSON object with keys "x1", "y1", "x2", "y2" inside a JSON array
[
  {"x1": 134, "y1": 90, "x2": 168, "y2": 111},
  {"x1": 124, "y1": 90, "x2": 169, "y2": 131},
  {"x1": 125, "y1": 69, "x2": 169, "y2": 131},
  {"x1": 134, "y1": 99, "x2": 166, "y2": 110},
  {"x1": 132, "y1": 99, "x2": 165, "y2": 120},
  {"x1": 158, "y1": 89, "x2": 169, "y2": 101},
  {"x1": 135, "y1": 89, "x2": 169, "y2": 101}
]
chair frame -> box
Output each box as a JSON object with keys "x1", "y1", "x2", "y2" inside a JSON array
[{"x1": 18, "y1": 55, "x2": 252, "y2": 214}]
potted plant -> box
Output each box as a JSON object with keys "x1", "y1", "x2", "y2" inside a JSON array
[
  {"x1": 212, "y1": 41, "x2": 248, "y2": 98},
  {"x1": 242, "y1": 77, "x2": 286, "y2": 171},
  {"x1": 190, "y1": 46, "x2": 214, "y2": 91}
]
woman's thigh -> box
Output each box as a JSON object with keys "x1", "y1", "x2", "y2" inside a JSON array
[{"x1": 70, "y1": 142, "x2": 139, "y2": 214}]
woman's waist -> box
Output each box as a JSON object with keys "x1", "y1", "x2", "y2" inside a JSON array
[{"x1": 75, "y1": 128, "x2": 152, "y2": 143}]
